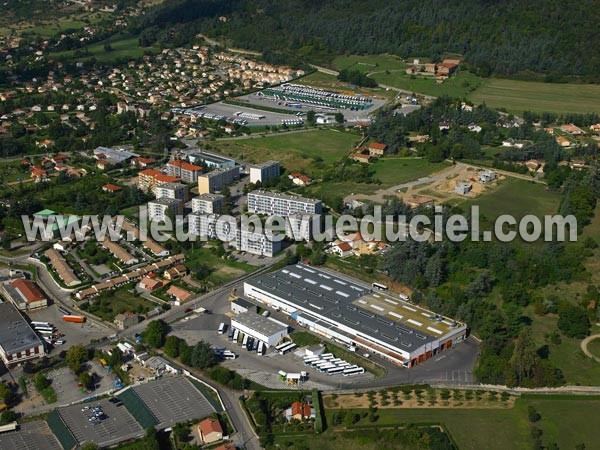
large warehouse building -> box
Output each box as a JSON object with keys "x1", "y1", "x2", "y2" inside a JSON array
[
  {"x1": 244, "y1": 264, "x2": 467, "y2": 367},
  {"x1": 0, "y1": 302, "x2": 45, "y2": 367},
  {"x1": 231, "y1": 311, "x2": 289, "y2": 347}
]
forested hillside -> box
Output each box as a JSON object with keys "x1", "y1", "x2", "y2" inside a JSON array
[{"x1": 134, "y1": 0, "x2": 600, "y2": 81}]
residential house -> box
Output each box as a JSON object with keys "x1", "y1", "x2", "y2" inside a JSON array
[
  {"x1": 114, "y1": 312, "x2": 141, "y2": 330},
  {"x1": 455, "y1": 182, "x2": 472, "y2": 195},
  {"x1": 556, "y1": 136, "x2": 572, "y2": 147},
  {"x1": 368, "y1": 142, "x2": 387, "y2": 157},
  {"x1": 163, "y1": 264, "x2": 188, "y2": 280},
  {"x1": 285, "y1": 402, "x2": 315, "y2": 421},
  {"x1": 288, "y1": 172, "x2": 312, "y2": 186},
  {"x1": 198, "y1": 418, "x2": 224, "y2": 444},
  {"x1": 167, "y1": 285, "x2": 193, "y2": 305},
  {"x1": 559, "y1": 124, "x2": 585, "y2": 135},
  {"x1": 102, "y1": 184, "x2": 122, "y2": 193},
  {"x1": 138, "y1": 276, "x2": 164, "y2": 292},
  {"x1": 329, "y1": 241, "x2": 353, "y2": 258},
  {"x1": 350, "y1": 152, "x2": 371, "y2": 164}
]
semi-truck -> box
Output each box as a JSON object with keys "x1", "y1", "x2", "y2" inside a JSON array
[{"x1": 63, "y1": 315, "x2": 86, "y2": 323}]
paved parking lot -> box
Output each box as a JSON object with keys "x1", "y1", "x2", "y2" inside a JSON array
[
  {"x1": 0, "y1": 421, "x2": 62, "y2": 450},
  {"x1": 25, "y1": 304, "x2": 110, "y2": 354},
  {"x1": 132, "y1": 376, "x2": 215, "y2": 428},
  {"x1": 58, "y1": 399, "x2": 144, "y2": 447}
]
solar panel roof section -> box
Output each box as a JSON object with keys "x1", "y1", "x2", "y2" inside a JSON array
[{"x1": 249, "y1": 264, "x2": 440, "y2": 351}]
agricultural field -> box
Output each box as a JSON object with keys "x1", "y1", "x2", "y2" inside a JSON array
[
  {"x1": 470, "y1": 78, "x2": 600, "y2": 115},
  {"x1": 324, "y1": 395, "x2": 600, "y2": 450},
  {"x1": 0, "y1": 160, "x2": 30, "y2": 183},
  {"x1": 332, "y1": 54, "x2": 407, "y2": 73},
  {"x1": 82, "y1": 285, "x2": 157, "y2": 322},
  {"x1": 210, "y1": 129, "x2": 360, "y2": 176}
]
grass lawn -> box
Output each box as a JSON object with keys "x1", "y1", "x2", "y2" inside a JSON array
[
  {"x1": 332, "y1": 54, "x2": 407, "y2": 73},
  {"x1": 587, "y1": 337, "x2": 600, "y2": 359},
  {"x1": 462, "y1": 177, "x2": 561, "y2": 223},
  {"x1": 210, "y1": 129, "x2": 360, "y2": 176},
  {"x1": 85, "y1": 286, "x2": 156, "y2": 322},
  {"x1": 185, "y1": 245, "x2": 257, "y2": 286},
  {"x1": 469, "y1": 78, "x2": 600, "y2": 115},
  {"x1": 371, "y1": 70, "x2": 483, "y2": 98},
  {"x1": 0, "y1": 160, "x2": 29, "y2": 183},
  {"x1": 296, "y1": 71, "x2": 397, "y2": 100},
  {"x1": 325, "y1": 395, "x2": 600, "y2": 450}
]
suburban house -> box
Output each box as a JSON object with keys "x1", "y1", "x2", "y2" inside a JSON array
[
  {"x1": 455, "y1": 182, "x2": 472, "y2": 195},
  {"x1": 368, "y1": 142, "x2": 387, "y2": 157},
  {"x1": 350, "y1": 152, "x2": 371, "y2": 164},
  {"x1": 285, "y1": 401, "x2": 315, "y2": 421},
  {"x1": 138, "y1": 276, "x2": 165, "y2": 292},
  {"x1": 479, "y1": 170, "x2": 497, "y2": 183},
  {"x1": 163, "y1": 264, "x2": 188, "y2": 280},
  {"x1": 102, "y1": 184, "x2": 122, "y2": 193},
  {"x1": 556, "y1": 136, "x2": 572, "y2": 147},
  {"x1": 288, "y1": 172, "x2": 312, "y2": 186},
  {"x1": 114, "y1": 312, "x2": 141, "y2": 330},
  {"x1": 329, "y1": 241, "x2": 353, "y2": 258},
  {"x1": 131, "y1": 157, "x2": 156, "y2": 168},
  {"x1": 559, "y1": 124, "x2": 585, "y2": 135},
  {"x1": 198, "y1": 418, "x2": 224, "y2": 444},
  {"x1": 167, "y1": 285, "x2": 193, "y2": 305}
]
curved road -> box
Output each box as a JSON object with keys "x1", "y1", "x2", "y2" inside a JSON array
[{"x1": 581, "y1": 334, "x2": 600, "y2": 362}]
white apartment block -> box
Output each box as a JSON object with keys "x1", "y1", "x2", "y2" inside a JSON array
[
  {"x1": 249, "y1": 161, "x2": 280, "y2": 184},
  {"x1": 191, "y1": 194, "x2": 224, "y2": 214},
  {"x1": 148, "y1": 198, "x2": 183, "y2": 222},
  {"x1": 198, "y1": 166, "x2": 240, "y2": 194},
  {"x1": 154, "y1": 182, "x2": 189, "y2": 202},
  {"x1": 188, "y1": 213, "x2": 281, "y2": 257},
  {"x1": 285, "y1": 213, "x2": 318, "y2": 242},
  {"x1": 247, "y1": 190, "x2": 322, "y2": 216}
]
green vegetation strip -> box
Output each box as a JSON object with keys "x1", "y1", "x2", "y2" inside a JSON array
[
  {"x1": 117, "y1": 388, "x2": 159, "y2": 429},
  {"x1": 187, "y1": 378, "x2": 223, "y2": 413},
  {"x1": 46, "y1": 409, "x2": 77, "y2": 450}
]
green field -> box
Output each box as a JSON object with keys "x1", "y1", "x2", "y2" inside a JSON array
[
  {"x1": 185, "y1": 245, "x2": 257, "y2": 286},
  {"x1": 210, "y1": 129, "x2": 360, "y2": 175},
  {"x1": 296, "y1": 70, "x2": 397, "y2": 100},
  {"x1": 53, "y1": 33, "x2": 159, "y2": 63},
  {"x1": 372, "y1": 70, "x2": 483, "y2": 99},
  {"x1": 463, "y1": 177, "x2": 561, "y2": 222},
  {"x1": 332, "y1": 54, "x2": 407, "y2": 73},
  {"x1": 470, "y1": 78, "x2": 600, "y2": 115},
  {"x1": 587, "y1": 337, "x2": 600, "y2": 359},
  {"x1": 0, "y1": 161, "x2": 29, "y2": 183},
  {"x1": 325, "y1": 396, "x2": 600, "y2": 450},
  {"x1": 85, "y1": 286, "x2": 156, "y2": 322}
]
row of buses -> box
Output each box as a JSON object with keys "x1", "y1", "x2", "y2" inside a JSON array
[
  {"x1": 223, "y1": 323, "x2": 267, "y2": 356},
  {"x1": 303, "y1": 353, "x2": 365, "y2": 376}
]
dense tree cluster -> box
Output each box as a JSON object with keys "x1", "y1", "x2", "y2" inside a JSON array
[
  {"x1": 135, "y1": 0, "x2": 600, "y2": 80},
  {"x1": 337, "y1": 69, "x2": 378, "y2": 88}
]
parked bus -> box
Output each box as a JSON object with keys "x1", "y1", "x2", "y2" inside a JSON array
[
  {"x1": 246, "y1": 337, "x2": 254, "y2": 351},
  {"x1": 217, "y1": 322, "x2": 226, "y2": 334},
  {"x1": 372, "y1": 282, "x2": 388, "y2": 291},
  {"x1": 320, "y1": 353, "x2": 334, "y2": 360},
  {"x1": 232, "y1": 329, "x2": 239, "y2": 343},
  {"x1": 59, "y1": 307, "x2": 71, "y2": 316},
  {"x1": 343, "y1": 367, "x2": 365, "y2": 376},
  {"x1": 304, "y1": 357, "x2": 320, "y2": 365},
  {"x1": 275, "y1": 342, "x2": 291, "y2": 352},
  {"x1": 257, "y1": 341, "x2": 265, "y2": 355},
  {"x1": 63, "y1": 315, "x2": 85, "y2": 323},
  {"x1": 278, "y1": 343, "x2": 297, "y2": 355},
  {"x1": 252, "y1": 339, "x2": 259, "y2": 352},
  {"x1": 228, "y1": 329, "x2": 234, "y2": 341},
  {"x1": 0, "y1": 422, "x2": 17, "y2": 433},
  {"x1": 31, "y1": 321, "x2": 51, "y2": 328},
  {"x1": 33, "y1": 326, "x2": 55, "y2": 333},
  {"x1": 222, "y1": 350, "x2": 237, "y2": 360},
  {"x1": 242, "y1": 335, "x2": 249, "y2": 347},
  {"x1": 317, "y1": 364, "x2": 335, "y2": 372},
  {"x1": 327, "y1": 367, "x2": 345, "y2": 375},
  {"x1": 37, "y1": 329, "x2": 54, "y2": 335}
]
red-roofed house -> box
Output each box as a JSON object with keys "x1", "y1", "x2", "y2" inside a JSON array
[
  {"x1": 131, "y1": 157, "x2": 156, "y2": 168},
  {"x1": 214, "y1": 445, "x2": 236, "y2": 450},
  {"x1": 350, "y1": 152, "x2": 371, "y2": 164},
  {"x1": 286, "y1": 401, "x2": 315, "y2": 421},
  {"x1": 330, "y1": 241, "x2": 353, "y2": 258},
  {"x1": 167, "y1": 285, "x2": 193, "y2": 305},
  {"x1": 166, "y1": 160, "x2": 203, "y2": 182},
  {"x1": 30, "y1": 166, "x2": 48, "y2": 183},
  {"x1": 288, "y1": 172, "x2": 312, "y2": 186},
  {"x1": 198, "y1": 418, "x2": 223, "y2": 444},
  {"x1": 368, "y1": 142, "x2": 387, "y2": 157},
  {"x1": 560, "y1": 124, "x2": 585, "y2": 135},
  {"x1": 102, "y1": 184, "x2": 122, "y2": 193},
  {"x1": 2, "y1": 279, "x2": 48, "y2": 310}
]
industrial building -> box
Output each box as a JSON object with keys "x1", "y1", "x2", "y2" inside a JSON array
[
  {"x1": 198, "y1": 166, "x2": 240, "y2": 194},
  {"x1": 249, "y1": 161, "x2": 280, "y2": 184},
  {"x1": 188, "y1": 151, "x2": 236, "y2": 169},
  {"x1": 0, "y1": 302, "x2": 45, "y2": 367},
  {"x1": 247, "y1": 190, "x2": 322, "y2": 216},
  {"x1": 1, "y1": 278, "x2": 48, "y2": 310},
  {"x1": 191, "y1": 193, "x2": 224, "y2": 214},
  {"x1": 231, "y1": 311, "x2": 289, "y2": 347},
  {"x1": 244, "y1": 264, "x2": 467, "y2": 367},
  {"x1": 230, "y1": 297, "x2": 256, "y2": 315}
]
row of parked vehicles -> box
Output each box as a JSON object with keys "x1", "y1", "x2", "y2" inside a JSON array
[{"x1": 218, "y1": 322, "x2": 266, "y2": 356}]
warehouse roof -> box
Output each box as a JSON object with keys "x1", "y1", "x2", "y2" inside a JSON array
[
  {"x1": 246, "y1": 264, "x2": 464, "y2": 352},
  {"x1": 0, "y1": 302, "x2": 43, "y2": 355},
  {"x1": 231, "y1": 311, "x2": 288, "y2": 337}
]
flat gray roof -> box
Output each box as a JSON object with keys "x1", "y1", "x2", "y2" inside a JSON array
[
  {"x1": 246, "y1": 264, "x2": 461, "y2": 352},
  {"x1": 232, "y1": 311, "x2": 288, "y2": 337},
  {"x1": 0, "y1": 302, "x2": 43, "y2": 355},
  {"x1": 249, "y1": 190, "x2": 321, "y2": 205},
  {"x1": 190, "y1": 151, "x2": 234, "y2": 165}
]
